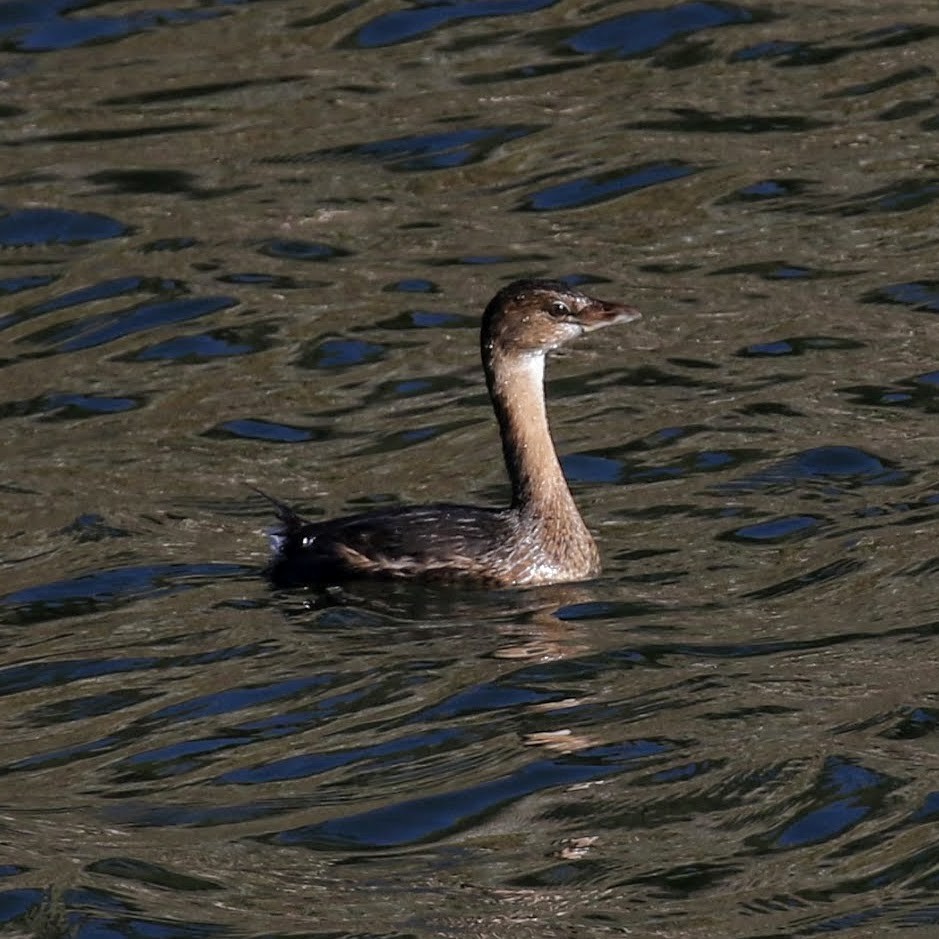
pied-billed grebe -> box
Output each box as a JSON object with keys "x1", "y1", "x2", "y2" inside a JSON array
[{"x1": 261, "y1": 279, "x2": 640, "y2": 588}]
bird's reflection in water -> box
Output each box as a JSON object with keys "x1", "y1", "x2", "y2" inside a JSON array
[
  {"x1": 270, "y1": 577, "x2": 598, "y2": 658},
  {"x1": 269, "y1": 577, "x2": 609, "y2": 754}
]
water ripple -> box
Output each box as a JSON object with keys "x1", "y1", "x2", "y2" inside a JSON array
[
  {"x1": 128, "y1": 323, "x2": 275, "y2": 363},
  {"x1": 628, "y1": 109, "x2": 827, "y2": 133},
  {"x1": 862, "y1": 281, "x2": 939, "y2": 313},
  {"x1": 347, "y1": 0, "x2": 557, "y2": 48},
  {"x1": 2, "y1": 0, "x2": 938, "y2": 934},
  {"x1": 277, "y1": 124, "x2": 542, "y2": 172},
  {"x1": 264, "y1": 739, "x2": 675, "y2": 850},
  {"x1": 18, "y1": 293, "x2": 237, "y2": 355},
  {"x1": 0, "y1": 207, "x2": 129, "y2": 247},
  {"x1": 717, "y1": 445, "x2": 907, "y2": 493},
  {"x1": 1, "y1": 563, "x2": 249, "y2": 625},
  {"x1": 4, "y1": 1, "x2": 228, "y2": 53},
  {"x1": 204, "y1": 419, "x2": 329, "y2": 444},
  {"x1": 757, "y1": 757, "x2": 897, "y2": 851},
  {"x1": 567, "y1": 2, "x2": 758, "y2": 57},
  {"x1": 521, "y1": 162, "x2": 699, "y2": 211}
]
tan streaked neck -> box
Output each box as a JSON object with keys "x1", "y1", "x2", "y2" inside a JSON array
[{"x1": 485, "y1": 349, "x2": 587, "y2": 532}]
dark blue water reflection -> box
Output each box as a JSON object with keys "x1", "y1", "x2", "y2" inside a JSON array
[
  {"x1": 297, "y1": 337, "x2": 386, "y2": 369},
  {"x1": 258, "y1": 240, "x2": 349, "y2": 262},
  {"x1": 765, "y1": 758, "x2": 895, "y2": 850},
  {"x1": 522, "y1": 162, "x2": 699, "y2": 211},
  {"x1": 205, "y1": 419, "x2": 325, "y2": 443},
  {"x1": 349, "y1": 0, "x2": 557, "y2": 48},
  {"x1": 718, "y1": 446, "x2": 907, "y2": 493},
  {"x1": 722, "y1": 514, "x2": 826, "y2": 544},
  {"x1": 1, "y1": 563, "x2": 248, "y2": 625},
  {"x1": 310, "y1": 125, "x2": 541, "y2": 172},
  {"x1": 0, "y1": 890, "x2": 46, "y2": 927},
  {"x1": 21, "y1": 295, "x2": 237, "y2": 354},
  {"x1": 0, "y1": 0, "x2": 227, "y2": 52},
  {"x1": 0, "y1": 392, "x2": 144, "y2": 421},
  {"x1": 1, "y1": 276, "x2": 145, "y2": 333},
  {"x1": 738, "y1": 336, "x2": 865, "y2": 356},
  {"x1": 0, "y1": 207, "x2": 129, "y2": 246},
  {"x1": 130, "y1": 324, "x2": 274, "y2": 363},
  {"x1": 863, "y1": 281, "x2": 939, "y2": 313},
  {"x1": 0, "y1": 274, "x2": 58, "y2": 297},
  {"x1": 267, "y1": 739, "x2": 673, "y2": 849},
  {"x1": 567, "y1": 2, "x2": 756, "y2": 57}
]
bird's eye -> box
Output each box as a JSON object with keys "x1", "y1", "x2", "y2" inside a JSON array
[{"x1": 549, "y1": 300, "x2": 571, "y2": 317}]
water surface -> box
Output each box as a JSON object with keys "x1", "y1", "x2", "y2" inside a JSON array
[{"x1": 2, "y1": 1, "x2": 939, "y2": 936}]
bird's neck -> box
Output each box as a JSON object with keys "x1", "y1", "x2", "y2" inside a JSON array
[{"x1": 485, "y1": 349, "x2": 590, "y2": 542}]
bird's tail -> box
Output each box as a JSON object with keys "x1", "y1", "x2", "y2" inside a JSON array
[{"x1": 250, "y1": 485, "x2": 306, "y2": 534}]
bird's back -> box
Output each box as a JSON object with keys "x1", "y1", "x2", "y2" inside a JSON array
[{"x1": 266, "y1": 501, "x2": 521, "y2": 587}]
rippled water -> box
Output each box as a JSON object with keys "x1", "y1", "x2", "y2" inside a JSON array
[{"x1": 2, "y1": 1, "x2": 939, "y2": 936}]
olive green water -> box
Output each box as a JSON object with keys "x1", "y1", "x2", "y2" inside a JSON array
[{"x1": 2, "y1": 2, "x2": 939, "y2": 936}]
